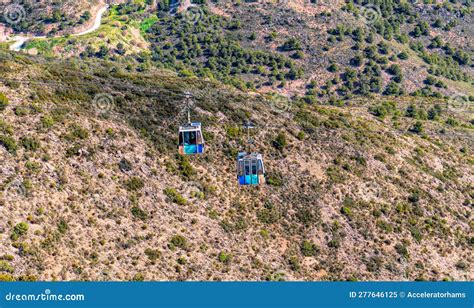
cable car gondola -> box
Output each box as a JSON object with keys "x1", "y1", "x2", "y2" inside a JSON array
[
  {"x1": 237, "y1": 121, "x2": 266, "y2": 186},
  {"x1": 237, "y1": 152, "x2": 265, "y2": 185},
  {"x1": 178, "y1": 92, "x2": 205, "y2": 155},
  {"x1": 178, "y1": 122, "x2": 204, "y2": 155}
]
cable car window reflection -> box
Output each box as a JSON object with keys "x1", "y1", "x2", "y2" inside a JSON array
[
  {"x1": 245, "y1": 161, "x2": 250, "y2": 175},
  {"x1": 183, "y1": 131, "x2": 197, "y2": 145},
  {"x1": 196, "y1": 132, "x2": 203, "y2": 144},
  {"x1": 179, "y1": 132, "x2": 184, "y2": 146},
  {"x1": 251, "y1": 160, "x2": 257, "y2": 175}
]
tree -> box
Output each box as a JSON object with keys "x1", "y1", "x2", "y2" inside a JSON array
[
  {"x1": 410, "y1": 121, "x2": 424, "y2": 134},
  {"x1": 398, "y1": 51, "x2": 409, "y2": 60},
  {"x1": 384, "y1": 81, "x2": 403, "y2": 96},
  {"x1": 97, "y1": 46, "x2": 109, "y2": 58},
  {"x1": 82, "y1": 11, "x2": 91, "y2": 21},
  {"x1": 52, "y1": 9, "x2": 62, "y2": 22},
  {"x1": 281, "y1": 38, "x2": 301, "y2": 51},
  {"x1": 327, "y1": 63, "x2": 338, "y2": 72},
  {"x1": 116, "y1": 42, "x2": 125, "y2": 55},
  {"x1": 273, "y1": 132, "x2": 287, "y2": 151}
]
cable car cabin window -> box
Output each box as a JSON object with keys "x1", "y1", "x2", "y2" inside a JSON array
[
  {"x1": 238, "y1": 161, "x2": 244, "y2": 176},
  {"x1": 196, "y1": 131, "x2": 203, "y2": 144},
  {"x1": 180, "y1": 131, "x2": 197, "y2": 146},
  {"x1": 251, "y1": 160, "x2": 258, "y2": 175},
  {"x1": 258, "y1": 160, "x2": 264, "y2": 175},
  {"x1": 239, "y1": 159, "x2": 259, "y2": 176},
  {"x1": 244, "y1": 160, "x2": 251, "y2": 175}
]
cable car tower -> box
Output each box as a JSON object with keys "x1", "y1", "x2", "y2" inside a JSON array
[
  {"x1": 236, "y1": 120, "x2": 266, "y2": 185},
  {"x1": 178, "y1": 92, "x2": 205, "y2": 155}
]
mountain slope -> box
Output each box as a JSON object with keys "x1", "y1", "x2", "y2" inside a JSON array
[
  {"x1": 0, "y1": 50, "x2": 472, "y2": 281},
  {"x1": 4, "y1": 0, "x2": 472, "y2": 101}
]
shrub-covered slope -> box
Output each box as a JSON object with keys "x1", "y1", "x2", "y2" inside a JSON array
[
  {"x1": 8, "y1": 0, "x2": 473, "y2": 101},
  {"x1": 0, "y1": 51, "x2": 472, "y2": 281}
]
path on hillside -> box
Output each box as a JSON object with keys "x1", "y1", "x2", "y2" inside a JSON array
[{"x1": 8, "y1": 5, "x2": 108, "y2": 52}]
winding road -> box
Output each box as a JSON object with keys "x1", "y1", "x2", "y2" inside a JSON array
[{"x1": 8, "y1": 5, "x2": 108, "y2": 52}]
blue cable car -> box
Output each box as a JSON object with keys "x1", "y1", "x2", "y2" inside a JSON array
[
  {"x1": 178, "y1": 122, "x2": 205, "y2": 155},
  {"x1": 237, "y1": 152, "x2": 265, "y2": 185}
]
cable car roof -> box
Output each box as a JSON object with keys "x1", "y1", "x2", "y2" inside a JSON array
[
  {"x1": 179, "y1": 122, "x2": 202, "y2": 131},
  {"x1": 237, "y1": 152, "x2": 263, "y2": 161}
]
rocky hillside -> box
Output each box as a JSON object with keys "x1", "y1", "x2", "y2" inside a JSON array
[
  {"x1": 4, "y1": 0, "x2": 471, "y2": 101},
  {"x1": 0, "y1": 49, "x2": 472, "y2": 281}
]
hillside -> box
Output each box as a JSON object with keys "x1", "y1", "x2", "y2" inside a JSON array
[
  {"x1": 3, "y1": 0, "x2": 472, "y2": 101},
  {"x1": 0, "y1": 0, "x2": 473, "y2": 282},
  {"x1": 0, "y1": 49, "x2": 472, "y2": 281}
]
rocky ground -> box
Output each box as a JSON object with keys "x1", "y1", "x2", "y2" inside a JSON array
[{"x1": 0, "y1": 50, "x2": 472, "y2": 281}]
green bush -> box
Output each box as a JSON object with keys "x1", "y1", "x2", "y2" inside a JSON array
[
  {"x1": 67, "y1": 124, "x2": 89, "y2": 140},
  {"x1": 132, "y1": 273, "x2": 145, "y2": 281},
  {"x1": 41, "y1": 116, "x2": 55, "y2": 128},
  {"x1": 368, "y1": 101, "x2": 397, "y2": 119},
  {"x1": 0, "y1": 254, "x2": 14, "y2": 261},
  {"x1": 0, "y1": 135, "x2": 17, "y2": 154},
  {"x1": 21, "y1": 137, "x2": 41, "y2": 152},
  {"x1": 341, "y1": 206, "x2": 352, "y2": 217},
  {"x1": 169, "y1": 235, "x2": 187, "y2": 250},
  {"x1": 57, "y1": 219, "x2": 69, "y2": 234},
  {"x1": 395, "y1": 243, "x2": 409, "y2": 259},
  {"x1": 410, "y1": 121, "x2": 424, "y2": 134},
  {"x1": 0, "y1": 261, "x2": 14, "y2": 273},
  {"x1": 218, "y1": 251, "x2": 232, "y2": 264},
  {"x1": 0, "y1": 93, "x2": 8, "y2": 111},
  {"x1": 410, "y1": 226, "x2": 422, "y2": 242},
  {"x1": 11, "y1": 222, "x2": 28, "y2": 241},
  {"x1": 257, "y1": 206, "x2": 280, "y2": 224},
  {"x1": 300, "y1": 240, "x2": 319, "y2": 257},
  {"x1": 288, "y1": 256, "x2": 301, "y2": 272},
  {"x1": 131, "y1": 206, "x2": 148, "y2": 221},
  {"x1": 176, "y1": 155, "x2": 196, "y2": 179},
  {"x1": 0, "y1": 273, "x2": 15, "y2": 281},
  {"x1": 273, "y1": 132, "x2": 287, "y2": 151},
  {"x1": 144, "y1": 248, "x2": 161, "y2": 261},
  {"x1": 124, "y1": 177, "x2": 144, "y2": 191},
  {"x1": 266, "y1": 172, "x2": 283, "y2": 186},
  {"x1": 163, "y1": 188, "x2": 187, "y2": 205}
]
